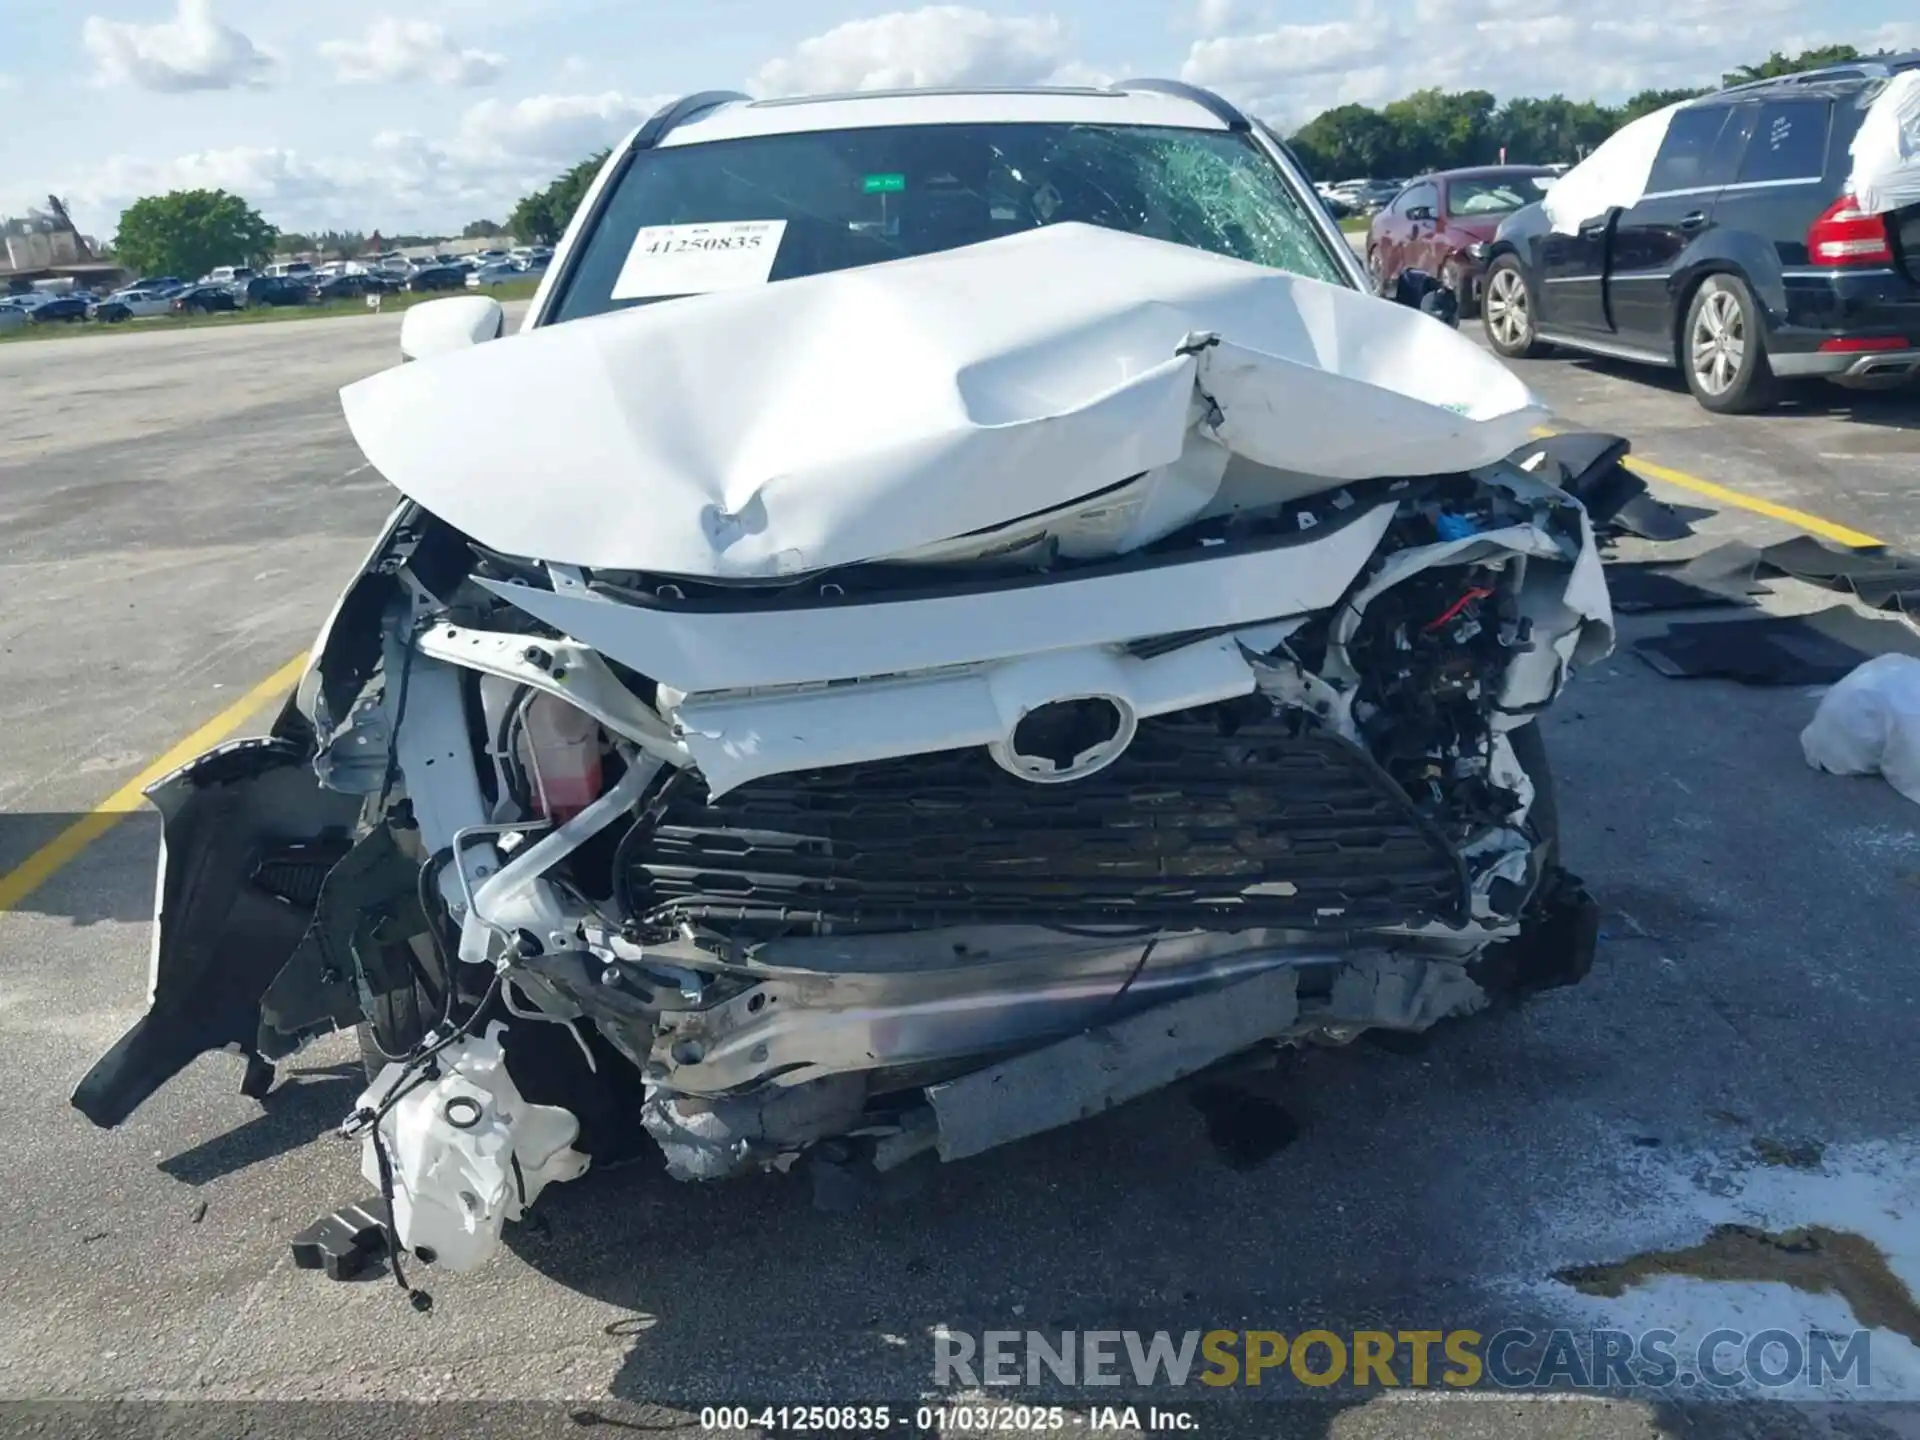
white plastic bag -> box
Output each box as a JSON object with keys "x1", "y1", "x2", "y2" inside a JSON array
[
  {"x1": 1847, "y1": 70, "x2": 1920, "y2": 217},
  {"x1": 1800, "y1": 653, "x2": 1920, "y2": 805},
  {"x1": 1542, "y1": 102, "x2": 1686, "y2": 235}
]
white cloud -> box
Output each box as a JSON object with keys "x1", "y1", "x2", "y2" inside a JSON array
[
  {"x1": 752, "y1": 6, "x2": 1069, "y2": 96},
  {"x1": 451, "y1": 90, "x2": 670, "y2": 164},
  {"x1": 1046, "y1": 59, "x2": 1118, "y2": 88},
  {"x1": 81, "y1": 0, "x2": 275, "y2": 92},
  {"x1": 1182, "y1": 21, "x2": 1383, "y2": 105},
  {"x1": 319, "y1": 17, "x2": 505, "y2": 87},
  {"x1": 1191, "y1": 0, "x2": 1259, "y2": 37},
  {"x1": 55, "y1": 87, "x2": 673, "y2": 237}
]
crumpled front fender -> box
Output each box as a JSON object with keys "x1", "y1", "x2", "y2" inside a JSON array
[{"x1": 71, "y1": 737, "x2": 361, "y2": 1129}]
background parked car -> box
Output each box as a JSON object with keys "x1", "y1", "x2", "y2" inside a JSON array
[
  {"x1": 1348, "y1": 179, "x2": 1407, "y2": 216},
  {"x1": 309, "y1": 272, "x2": 396, "y2": 301},
  {"x1": 0, "y1": 299, "x2": 26, "y2": 334},
  {"x1": 466, "y1": 260, "x2": 528, "y2": 288},
  {"x1": 1482, "y1": 53, "x2": 1920, "y2": 412},
  {"x1": 25, "y1": 294, "x2": 91, "y2": 323},
  {"x1": 90, "y1": 288, "x2": 176, "y2": 322},
  {"x1": 236, "y1": 275, "x2": 312, "y2": 308},
  {"x1": 172, "y1": 284, "x2": 239, "y2": 314},
  {"x1": 405, "y1": 265, "x2": 469, "y2": 293},
  {"x1": 1366, "y1": 166, "x2": 1559, "y2": 315}
]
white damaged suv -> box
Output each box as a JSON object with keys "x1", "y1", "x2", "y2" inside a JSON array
[{"x1": 75, "y1": 82, "x2": 1612, "y2": 1280}]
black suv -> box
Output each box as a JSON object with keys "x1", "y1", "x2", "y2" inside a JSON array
[{"x1": 1481, "y1": 56, "x2": 1920, "y2": 412}]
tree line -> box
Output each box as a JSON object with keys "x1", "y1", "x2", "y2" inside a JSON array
[
  {"x1": 1287, "y1": 45, "x2": 1873, "y2": 179},
  {"x1": 105, "y1": 44, "x2": 1887, "y2": 275}
]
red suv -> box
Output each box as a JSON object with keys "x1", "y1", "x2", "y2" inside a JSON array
[{"x1": 1365, "y1": 166, "x2": 1559, "y2": 317}]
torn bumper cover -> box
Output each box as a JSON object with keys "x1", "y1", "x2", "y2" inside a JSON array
[{"x1": 74, "y1": 223, "x2": 1610, "y2": 1276}]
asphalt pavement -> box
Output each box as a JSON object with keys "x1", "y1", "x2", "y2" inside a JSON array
[{"x1": 1, "y1": 303, "x2": 1917, "y2": 1440}]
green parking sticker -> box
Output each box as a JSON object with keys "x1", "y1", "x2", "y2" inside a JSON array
[{"x1": 862, "y1": 173, "x2": 907, "y2": 194}]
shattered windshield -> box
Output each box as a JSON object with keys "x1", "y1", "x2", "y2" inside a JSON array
[{"x1": 548, "y1": 122, "x2": 1348, "y2": 322}]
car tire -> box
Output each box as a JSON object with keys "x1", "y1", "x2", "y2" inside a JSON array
[
  {"x1": 1443, "y1": 257, "x2": 1478, "y2": 320},
  {"x1": 355, "y1": 941, "x2": 451, "y2": 1081},
  {"x1": 1365, "y1": 247, "x2": 1385, "y2": 296},
  {"x1": 1481, "y1": 256, "x2": 1546, "y2": 358},
  {"x1": 1682, "y1": 273, "x2": 1779, "y2": 414}
]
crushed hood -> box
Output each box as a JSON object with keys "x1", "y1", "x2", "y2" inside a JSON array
[{"x1": 341, "y1": 222, "x2": 1547, "y2": 579}]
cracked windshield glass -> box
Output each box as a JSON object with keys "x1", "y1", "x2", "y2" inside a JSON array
[{"x1": 551, "y1": 121, "x2": 1346, "y2": 321}]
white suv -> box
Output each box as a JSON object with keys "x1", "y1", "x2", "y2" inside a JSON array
[{"x1": 78, "y1": 84, "x2": 1605, "y2": 1283}]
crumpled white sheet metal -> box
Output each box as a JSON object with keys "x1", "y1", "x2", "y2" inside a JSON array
[
  {"x1": 1802, "y1": 653, "x2": 1920, "y2": 805},
  {"x1": 341, "y1": 223, "x2": 1546, "y2": 579},
  {"x1": 665, "y1": 626, "x2": 1292, "y2": 797},
  {"x1": 475, "y1": 499, "x2": 1397, "y2": 692},
  {"x1": 1542, "y1": 102, "x2": 1686, "y2": 236},
  {"x1": 1849, "y1": 70, "x2": 1920, "y2": 217}
]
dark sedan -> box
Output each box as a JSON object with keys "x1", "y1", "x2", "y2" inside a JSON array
[
  {"x1": 309, "y1": 272, "x2": 399, "y2": 301},
  {"x1": 25, "y1": 295, "x2": 92, "y2": 323},
  {"x1": 238, "y1": 276, "x2": 312, "y2": 308},
  {"x1": 404, "y1": 265, "x2": 469, "y2": 293},
  {"x1": 1365, "y1": 166, "x2": 1558, "y2": 317},
  {"x1": 171, "y1": 285, "x2": 240, "y2": 314}
]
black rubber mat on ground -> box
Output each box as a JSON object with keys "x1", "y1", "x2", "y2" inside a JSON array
[
  {"x1": 1605, "y1": 542, "x2": 1771, "y2": 613},
  {"x1": 1634, "y1": 607, "x2": 1920, "y2": 685},
  {"x1": 1607, "y1": 568, "x2": 1749, "y2": 612}
]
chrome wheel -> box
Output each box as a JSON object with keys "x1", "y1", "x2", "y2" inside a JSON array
[
  {"x1": 1366, "y1": 248, "x2": 1383, "y2": 292},
  {"x1": 1485, "y1": 266, "x2": 1529, "y2": 349},
  {"x1": 1690, "y1": 284, "x2": 1746, "y2": 397}
]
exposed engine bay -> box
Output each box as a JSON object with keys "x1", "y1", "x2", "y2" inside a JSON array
[{"x1": 71, "y1": 224, "x2": 1611, "y2": 1283}]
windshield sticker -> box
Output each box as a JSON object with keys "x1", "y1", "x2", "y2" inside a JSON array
[
  {"x1": 610, "y1": 220, "x2": 788, "y2": 300},
  {"x1": 862, "y1": 173, "x2": 907, "y2": 194}
]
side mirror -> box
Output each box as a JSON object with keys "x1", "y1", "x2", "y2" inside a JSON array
[
  {"x1": 1406, "y1": 205, "x2": 1435, "y2": 223},
  {"x1": 1393, "y1": 268, "x2": 1459, "y2": 328},
  {"x1": 399, "y1": 295, "x2": 505, "y2": 362}
]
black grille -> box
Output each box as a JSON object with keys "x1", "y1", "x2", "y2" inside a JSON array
[{"x1": 625, "y1": 716, "x2": 1468, "y2": 937}]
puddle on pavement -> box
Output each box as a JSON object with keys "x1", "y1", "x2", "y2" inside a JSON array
[
  {"x1": 1557, "y1": 1225, "x2": 1920, "y2": 1346},
  {"x1": 1189, "y1": 1083, "x2": 1299, "y2": 1170}
]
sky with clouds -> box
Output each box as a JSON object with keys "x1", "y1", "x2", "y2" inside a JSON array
[{"x1": 3, "y1": 0, "x2": 1915, "y2": 240}]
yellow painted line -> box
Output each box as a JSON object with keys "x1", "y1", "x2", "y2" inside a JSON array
[
  {"x1": 0, "y1": 651, "x2": 309, "y2": 914},
  {"x1": 1530, "y1": 425, "x2": 1883, "y2": 548}
]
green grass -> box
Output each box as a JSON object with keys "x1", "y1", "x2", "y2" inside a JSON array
[
  {"x1": 0, "y1": 277, "x2": 543, "y2": 345},
  {"x1": 1339, "y1": 215, "x2": 1370, "y2": 234}
]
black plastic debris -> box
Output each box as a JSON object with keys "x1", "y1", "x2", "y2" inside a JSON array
[
  {"x1": 1507, "y1": 431, "x2": 1694, "y2": 542},
  {"x1": 1469, "y1": 867, "x2": 1600, "y2": 1002},
  {"x1": 1609, "y1": 493, "x2": 1695, "y2": 543},
  {"x1": 290, "y1": 1195, "x2": 390, "y2": 1281},
  {"x1": 1634, "y1": 607, "x2": 1920, "y2": 685},
  {"x1": 1758, "y1": 536, "x2": 1920, "y2": 615}
]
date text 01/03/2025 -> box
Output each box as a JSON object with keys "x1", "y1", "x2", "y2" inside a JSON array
[{"x1": 699, "y1": 1403, "x2": 1191, "y2": 1433}]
